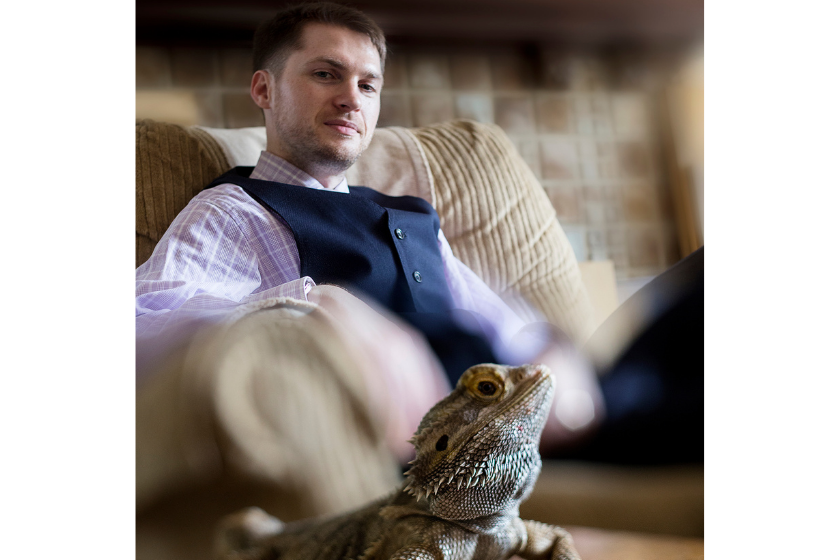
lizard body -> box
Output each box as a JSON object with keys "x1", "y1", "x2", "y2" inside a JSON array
[{"x1": 216, "y1": 364, "x2": 581, "y2": 560}]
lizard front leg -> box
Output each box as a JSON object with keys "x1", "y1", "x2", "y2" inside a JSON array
[{"x1": 517, "y1": 519, "x2": 581, "y2": 560}]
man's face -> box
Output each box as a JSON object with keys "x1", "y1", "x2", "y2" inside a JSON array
[{"x1": 265, "y1": 23, "x2": 382, "y2": 176}]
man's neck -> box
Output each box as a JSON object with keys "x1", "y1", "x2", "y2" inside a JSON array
[
  {"x1": 267, "y1": 149, "x2": 346, "y2": 190},
  {"x1": 251, "y1": 151, "x2": 350, "y2": 193}
]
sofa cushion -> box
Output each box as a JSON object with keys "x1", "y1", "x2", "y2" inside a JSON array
[{"x1": 413, "y1": 120, "x2": 596, "y2": 342}]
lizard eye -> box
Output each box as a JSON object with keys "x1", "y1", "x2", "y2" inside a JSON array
[
  {"x1": 460, "y1": 367, "x2": 507, "y2": 401},
  {"x1": 467, "y1": 375, "x2": 504, "y2": 401},
  {"x1": 435, "y1": 435, "x2": 449, "y2": 451},
  {"x1": 478, "y1": 381, "x2": 497, "y2": 396}
]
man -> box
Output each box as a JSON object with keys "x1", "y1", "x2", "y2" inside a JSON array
[{"x1": 136, "y1": 2, "x2": 603, "y2": 452}]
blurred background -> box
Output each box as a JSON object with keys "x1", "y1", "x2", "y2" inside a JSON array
[
  {"x1": 136, "y1": 0, "x2": 704, "y2": 552},
  {"x1": 136, "y1": 0, "x2": 703, "y2": 296}
]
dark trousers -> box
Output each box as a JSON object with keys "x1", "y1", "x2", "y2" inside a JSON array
[{"x1": 548, "y1": 247, "x2": 704, "y2": 465}]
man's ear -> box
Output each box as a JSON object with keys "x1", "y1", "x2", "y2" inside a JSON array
[{"x1": 250, "y1": 70, "x2": 273, "y2": 110}]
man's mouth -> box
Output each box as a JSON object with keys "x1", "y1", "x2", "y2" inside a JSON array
[{"x1": 324, "y1": 120, "x2": 360, "y2": 136}]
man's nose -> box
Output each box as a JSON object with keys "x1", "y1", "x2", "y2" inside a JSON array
[{"x1": 334, "y1": 81, "x2": 363, "y2": 112}]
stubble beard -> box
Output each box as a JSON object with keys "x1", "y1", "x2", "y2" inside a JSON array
[{"x1": 273, "y1": 115, "x2": 370, "y2": 177}]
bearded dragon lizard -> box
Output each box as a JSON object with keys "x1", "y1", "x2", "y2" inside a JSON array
[{"x1": 215, "y1": 363, "x2": 581, "y2": 560}]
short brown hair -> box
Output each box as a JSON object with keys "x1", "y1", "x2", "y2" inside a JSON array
[{"x1": 252, "y1": 2, "x2": 387, "y2": 75}]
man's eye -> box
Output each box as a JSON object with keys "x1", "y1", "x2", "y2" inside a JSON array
[
  {"x1": 360, "y1": 84, "x2": 376, "y2": 93},
  {"x1": 314, "y1": 71, "x2": 333, "y2": 79}
]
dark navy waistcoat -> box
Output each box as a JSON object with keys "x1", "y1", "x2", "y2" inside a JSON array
[
  {"x1": 205, "y1": 167, "x2": 498, "y2": 383},
  {"x1": 206, "y1": 167, "x2": 453, "y2": 314}
]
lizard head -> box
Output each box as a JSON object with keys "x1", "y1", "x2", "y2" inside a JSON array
[{"x1": 403, "y1": 363, "x2": 554, "y2": 520}]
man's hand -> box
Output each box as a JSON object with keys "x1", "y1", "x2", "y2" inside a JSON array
[
  {"x1": 528, "y1": 333, "x2": 605, "y2": 452},
  {"x1": 307, "y1": 285, "x2": 451, "y2": 462}
]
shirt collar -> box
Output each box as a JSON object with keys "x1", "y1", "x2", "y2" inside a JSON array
[{"x1": 250, "y1": 151, "x2": 349, "y2": 193}]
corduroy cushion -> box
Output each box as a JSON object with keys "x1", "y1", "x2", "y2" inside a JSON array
[
  {"x1": 413, "y1": 120, "x2": 596, "y2": 342},
  {"x1": 135, "y1": 118, "x2": 595, "y2": 342}
]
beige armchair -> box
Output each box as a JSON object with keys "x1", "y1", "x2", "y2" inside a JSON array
[{"x1": 136, "y1": 119, "x2": 700, "y2": 560}]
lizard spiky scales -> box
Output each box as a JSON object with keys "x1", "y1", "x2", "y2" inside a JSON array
[
  {"x1": 403, "y1": 364, "x2": 551, "y2": 521},
  {"x1": 215, "y1": 364, "x2": 582, "y2": 560}
]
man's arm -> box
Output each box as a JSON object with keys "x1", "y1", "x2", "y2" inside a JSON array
[
  {"x1": 136, "y1": 186, "x2": 309, "y2": 313},
  {"x1": 436, "y1": 230, "x2": 535, "y2": 357},
  {"x1": 136, "y1": 191, "x2": 312, "y2": 380}
]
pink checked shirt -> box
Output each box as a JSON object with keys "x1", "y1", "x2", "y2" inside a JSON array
[{"x1": 136, "y1": 151, "x2": 539, "y2": 379}]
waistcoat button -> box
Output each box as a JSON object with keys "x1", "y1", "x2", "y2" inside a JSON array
[
  {"x1": 413, "y1": 271, "x2": 422, "y2": 283},
  {"x1": 395, "y1": 228, "x2": 406, "y2": 239}
]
